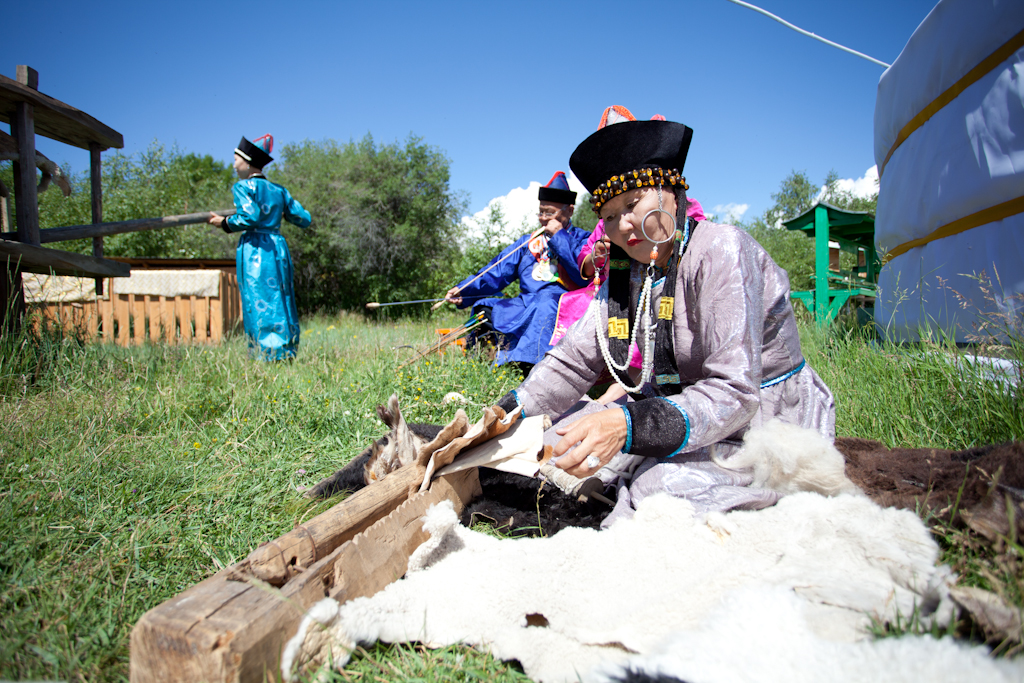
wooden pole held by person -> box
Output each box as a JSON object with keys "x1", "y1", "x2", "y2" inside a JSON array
[{"x1": 0, "y1": 209, "x2": 236, "y2": 244}]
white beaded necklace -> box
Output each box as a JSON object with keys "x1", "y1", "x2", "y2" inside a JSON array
[{"x1": 590, "y1": 185, "x2": 683, "y2": 395}]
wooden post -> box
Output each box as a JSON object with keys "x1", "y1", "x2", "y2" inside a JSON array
[
  {"x1": 814, "y1": 205, "x2": 830, "y2": 326},
  {"x1": 194, "y1": 294, "x2": 208, "y2": 343},
  {"x1": 0, "y1": 181, "x2": 9, "y2": 232},
  {"x1": 12, "y1": 66, "x2": 40, "y2": 246},
  {"x1": 99, "y1": 294, "x2": 112, "y2": 342},
  {"x1": 115, "y1": 294, "x2": 129, "y2": 346},
  {"x1": 147, "y1": 296, "x2": 159, "y2": 343},
  {"x1": 132, "y1": 294, "x2": 145, "y2": 345},
  {"x1": 90, "y1": 142, "x2": 104, "y2": 296},
  {"x1": 175, "y1": 296, "x2": 190, "y2": 343}
]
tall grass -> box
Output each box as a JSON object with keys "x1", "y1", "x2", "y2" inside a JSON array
[
  {"x1": 800, "y1": 321, "x2": 1022, "y2": 448},
  {"x1": 1, "y1": 309, "x2": 1020, "y2": 681}
]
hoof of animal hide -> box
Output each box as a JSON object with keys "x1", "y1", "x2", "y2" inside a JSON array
[
  {"x1": 408, "y1": 500, "x2": 466, "y2": 572},
  {"x1": 281, "y1": 598, "x2": 354, "y2": 682}
]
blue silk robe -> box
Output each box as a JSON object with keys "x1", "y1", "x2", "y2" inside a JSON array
[
  {"x1": 223, "y1": 176, "x2": 312, "y2": 361},
  {"x1": 453, "y1": 225, "x2": 591, "y2": 366}
]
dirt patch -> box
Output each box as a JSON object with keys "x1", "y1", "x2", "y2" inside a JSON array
[{"x1": 836, "y1": 438, "x2": 1024, "y2": 542}]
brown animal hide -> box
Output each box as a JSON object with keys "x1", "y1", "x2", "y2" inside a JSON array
[
  {"x1": 837, "y1": 438, "x2": 1024, "y2": 543},
  {"x1": 365, "y1": 394, "x2": 450, "y2": 484},
  {"x1": 310, "y1": 395, "x2": 521, "y2": 499}
]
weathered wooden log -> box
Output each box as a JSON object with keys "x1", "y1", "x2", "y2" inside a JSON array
[
  {"x1": 129, "y1": 467, "x2": 481, "y2": 683},
  {"x1": 0, "y1": 209, "x2": 237, "y2": 244},
  {"x1": 242, "y1": 462, "x2": 427, "y2": 586}
]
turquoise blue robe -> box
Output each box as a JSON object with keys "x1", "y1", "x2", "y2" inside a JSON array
[{"x1": 223, "y1": 175, "x2": 312, "y2": 361}]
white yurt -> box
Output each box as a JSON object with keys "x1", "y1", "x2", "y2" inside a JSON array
[{"x1": 873, "y1": 0, "x2": 1024, "y2": 342}]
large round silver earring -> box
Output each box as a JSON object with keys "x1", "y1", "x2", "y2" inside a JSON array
[{"x1": 641, "y1": 186, "x2": 677, "y2": 267}]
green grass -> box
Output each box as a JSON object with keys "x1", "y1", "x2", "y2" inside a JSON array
[{"x1": 1, "y1": 311, "x2": 1021, "y2": 681}]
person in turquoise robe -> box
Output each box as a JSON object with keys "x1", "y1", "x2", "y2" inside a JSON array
[{"x1": 209, "y1": 134, "x2": 311, "y2": 361}]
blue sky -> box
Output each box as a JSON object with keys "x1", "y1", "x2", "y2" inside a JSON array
[{"x1": 4, "y1": 0, "x2": 936, "y2": 232}]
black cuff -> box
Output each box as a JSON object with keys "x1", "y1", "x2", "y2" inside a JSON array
[
  {"x1": 220, "y1": 217, "x2": 233, "y2": 234},
  {"x1": 623, "y1": 398, "x2": 689, "y2": 458},
  {"x1": 495, "y1": 391, "x2": 520, "y2": 414}
]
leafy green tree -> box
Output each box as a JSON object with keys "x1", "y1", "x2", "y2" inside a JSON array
[
  {"x1": 571, "y1": 195, "x2": 599, "y2": 232},
  {"x1": 269, "y1": 135, "x2": 466, "y2": 313}
]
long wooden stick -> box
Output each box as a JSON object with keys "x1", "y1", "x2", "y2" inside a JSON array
[
  {"x1": 366, "y1": 298, "x2": 445, "y2": 309},
  {"x1": 399, "y1": 313, "x2": 486, "y2": 368},
  {"x1": 367, "y1": 295, "x2": 489, "y2": 310},
  {"x1": 430, "y1": 227, "x2": 545, "y2": 311},
  {"x1": 0, "y1": 209, "x2": 236, "y2": 244}
]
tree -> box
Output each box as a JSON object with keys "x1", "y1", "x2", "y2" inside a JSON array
[
  {"x1": 764, "y1": 170, "x2": 819, "y2": 228},
  {"x1": 269, "y1": 135, "x2": 466, "y2": 313},
  {"x1": 571, "y1": 195, "x2": 599, "y2": 233}
]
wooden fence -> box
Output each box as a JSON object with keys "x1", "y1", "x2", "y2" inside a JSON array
[{"x1": 27, "y1": 262, "x2": 242, "y2": 346}]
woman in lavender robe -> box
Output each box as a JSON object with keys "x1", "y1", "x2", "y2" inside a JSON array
[{"x1": 495, "y1": 114, "x2": 835, "y2": 525}]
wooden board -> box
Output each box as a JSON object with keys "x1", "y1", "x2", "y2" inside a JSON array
[
  {"x1": 0, "y1": 239, "x2": 130, "y2": 278},
  {"x1": 0, "y1": 73, "x2": 123, "y2": 151},
  {"x1": 129, "y1": 468, "x2": 481, "y2": 683}
]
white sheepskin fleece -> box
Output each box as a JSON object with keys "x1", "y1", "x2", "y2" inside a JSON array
[
  {"x1": 714, "y1": 418, "x2": 864, "y2": 497},
  {"x1": 283, "y1": 492, "x2": 981, "y2": 682},
  {"x1": 589, "y1": 587, "x2": 1024, "y2": 683}
]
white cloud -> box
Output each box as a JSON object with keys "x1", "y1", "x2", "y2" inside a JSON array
[
  {"x1": 815, "y1": 165, "x2": 879, "y2": 203},
  {"x1": 463, "y1": 173, "x2": 590, "y2": 244},
  {"x1": 711, "y1": 203, "x2": 749, "y2": 224}
]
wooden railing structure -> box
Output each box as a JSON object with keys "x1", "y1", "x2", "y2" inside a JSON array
[{"x1": 2, "y1": 64, "x2": 236, "y2": 339}]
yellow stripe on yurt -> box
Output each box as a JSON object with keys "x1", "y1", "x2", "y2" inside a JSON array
[
  {"x1": 885, "y1": 195, "x2": 1024, "y2": 261},
  {"x1": 879, "y1": 27, "x2": 1024, "y2": 178}
]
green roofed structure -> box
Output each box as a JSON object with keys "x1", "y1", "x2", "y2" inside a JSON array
[{"x1": 783, "y1": 202, "x2": 879, "y2": 326}]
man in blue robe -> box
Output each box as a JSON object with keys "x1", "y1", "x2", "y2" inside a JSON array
[
  {"x1": 208, "y1": 134, "x2": 312, "y2": 361},
  {"x1": 445, "y1": 172, "x2": 590, "y2": 373}
]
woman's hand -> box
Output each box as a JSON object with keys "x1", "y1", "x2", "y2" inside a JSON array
[
  {"x1": 552, "y1": 408, "x2": 627, "y2": 477},
  {"x1": 207, "y1": 212, "x2": 225, "y2": 227},
  {"x1": 592, "y1": 236, "x2": 611, "y2": 268},
  {"x1": 444, "y1": 286, "x2": 463, "y2": 305}
]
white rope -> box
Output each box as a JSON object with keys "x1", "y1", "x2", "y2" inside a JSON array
[{"x1": 725, "y1": 0, "x2": 891, "y2": 68}]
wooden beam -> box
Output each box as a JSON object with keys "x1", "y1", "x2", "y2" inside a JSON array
[
  {"x1": 0, "y1": 73, "x2": 123, "y2": 151},
  {"x1": 12, "y1": 101, "x2": 39, "y2": 245},
  {"x1": 243, "y1": 464, "x2": 427, "y2": 586},
  {"x1": 0, "y1": 240, "x2": 130, "y2": 278},
  {"x1": 16, "y1": 65, "x2": 38, "y2": 91},
  {"x1": 129, "y1": 468, "x2": 481, "y2": 683},
  {"x1": 90, "y1": 143, "x2": 104, "y2": 296},
  {"x1": 0, "y1": 210, "x2": 236, "y2": 244}
]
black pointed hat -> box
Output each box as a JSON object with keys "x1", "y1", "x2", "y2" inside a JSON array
[
  {"x1": 235, "y1": 134, "x2": 274, "y2": 169},
  {"x1": 537, "y1": 171, "x2": 577, "y2": 205},
  {"x1": 569, "y1": 120, "x2": 692, "y2": 213}
]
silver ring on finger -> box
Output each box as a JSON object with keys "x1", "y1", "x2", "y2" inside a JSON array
[{"x1": 585, "y1": 455, "x2": 601, "y2": 470}]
